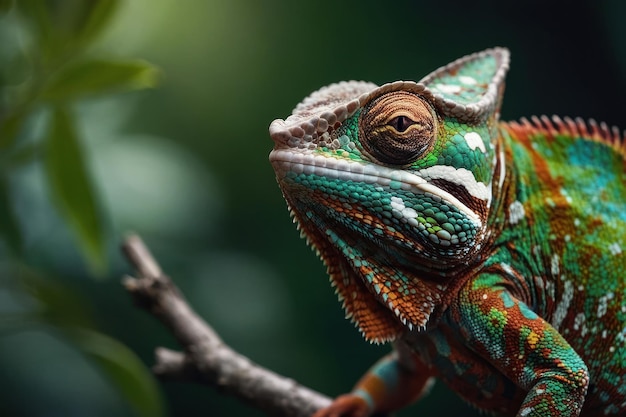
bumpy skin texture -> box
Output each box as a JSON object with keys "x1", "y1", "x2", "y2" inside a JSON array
[{"x1": 268, "y1": 48, "x2": 626, "y2": 416}]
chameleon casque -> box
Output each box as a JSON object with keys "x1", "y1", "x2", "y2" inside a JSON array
[{"x1": 268, "y1": 48, "x2": 626, "y2": 416}]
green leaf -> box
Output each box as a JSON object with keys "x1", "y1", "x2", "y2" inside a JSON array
[
  {"x1": 43, "y1": 105, "x2": 106, "y2": 274},
  {"x1": 4, "y1": 141, "x2": 39, "y2": 169},
  {"x1": 15, "y1": 0, "x2": 53, "y2": 42},
  {"x1": 0, "y1": 106, "x2": 28, "y2": 152},
  {"x1": 67, "y1": 328, "x2": 165, "y2": 417},
  {"x1": 17, "y1": 265, "x2": 95, "y2": 329},
  {"x1": 16, "y1": 0, "x2": 120, "y2": 64},
  {"x1": 75, "y1": 0, "x2": 121, "y2": 48},
  {"x1": 0, "y1": 174, "x2": 21, "y2": 255},
  {"x1": 0, "y1": 0, "x2": 13, "y2": 15},
  {"x1": 42, "y1": 59, "x2": 161, "y2": 101}
]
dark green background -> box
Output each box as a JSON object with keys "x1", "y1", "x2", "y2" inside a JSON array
[{"x1": 1, "y1": 1, "x2": 624, "y2": 416}]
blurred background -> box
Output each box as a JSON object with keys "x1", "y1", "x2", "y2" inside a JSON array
[{"x1": 0, "y1": 1, "x2": 624, "y2": 416}]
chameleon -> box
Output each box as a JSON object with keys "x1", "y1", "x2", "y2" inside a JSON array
[{"x1": 267, "y1": 48, "x2": 626, "y2": 416}]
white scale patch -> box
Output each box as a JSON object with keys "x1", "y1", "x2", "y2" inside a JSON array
[
  {"x1": 545, "y1": 280, "x2": 555, "y2": 303},
  {"x1": 418, "y1": 165, "x2": 491, "y2": 201},
  {"x1": 497, "y1": 149, "x2": 506, "y2": 193},
  {"x1": 464, "y1": 132, "x2": 486, "y2": 153},
  {"x1": 616, "y1": 327, "x2": 626, "y2": 343},
  {"x1": 500, "y1": 262, "x2": 514, "y2": 277},
  {"x1": 550, "y1": 254, "x2": 560, "y2": 276},
  {"x1": 433, "y1": 83, "x2": 462, "y2": 94},
  {"x1": 390, "y1": 196, "x2": 406, "y2": 211},
  {"x1": 609, "y1": 242, "x2": 622, "y2": 255},
  {"x1": 560, "y1": 187, "x2": 573, "y2": 204},
  {"x1": 573, "y1": 312, "x2": 586, "y2": 333},
  {"x1": 390, "y1": 196, "x2": 418, "y2": 223},
  {"x1": 552, "y1": 279, "x2": 574, "y2": 329},
  {"x1": 597, "y1": 292, "x2": 614, "y2": 318},
  {"x1": 520, "y1": 407, "x2": 533, "y2": 417},
  {"x1": 508, "y1": 201, "x2": 525, "y2": 225},
  {"x1": 459, "y1": 75, "x2": 477, "y2": 85}
]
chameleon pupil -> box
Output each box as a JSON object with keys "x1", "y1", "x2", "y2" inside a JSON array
[{"x1": 389, "y1": 115, "x2": 414, "y2": 132}]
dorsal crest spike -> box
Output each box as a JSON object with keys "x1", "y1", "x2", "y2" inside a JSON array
[{"x1": 505, "y1": 115, "x2": 626, "y2": 160}]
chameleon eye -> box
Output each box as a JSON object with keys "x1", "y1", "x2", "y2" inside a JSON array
[{"x1": 359, "y1": 91, "x2": 437, "y2": 166}]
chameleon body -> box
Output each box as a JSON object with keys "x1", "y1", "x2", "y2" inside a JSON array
[{"x1": 268, "y1": 48, "x2": 626, "y2": 416}]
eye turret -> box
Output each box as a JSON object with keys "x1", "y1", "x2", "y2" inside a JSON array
[{"x1": 359, "y1": 91, "x2": 437, "y2": 166}]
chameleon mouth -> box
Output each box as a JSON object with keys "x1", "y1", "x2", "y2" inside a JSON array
[{"x1": 269, "y1": 148, "x2": 483, "y2": 227}]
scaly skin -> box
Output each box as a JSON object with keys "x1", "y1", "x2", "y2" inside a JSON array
[{"x1": 268, "y1": 48, "x2": 626, "y2": 416}]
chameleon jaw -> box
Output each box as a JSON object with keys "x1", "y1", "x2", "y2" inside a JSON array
[{"x1": 269, "y1": 148, "x2": 483, "y2": 228}]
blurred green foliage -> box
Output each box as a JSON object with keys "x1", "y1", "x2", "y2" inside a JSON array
[
  {"x1": 1, "y1": 0, "x2": 159, "y2": 270},
  {"x1": 0, "y1": 1, "x2": 624, "y2": 417},
  {"x1": 1, "y1": 1, "x2": 162, "y2": 416}
]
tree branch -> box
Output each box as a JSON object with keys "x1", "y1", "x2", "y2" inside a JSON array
[{"x1": 121, "y1": 234, "x2": 331, "y2": 417}]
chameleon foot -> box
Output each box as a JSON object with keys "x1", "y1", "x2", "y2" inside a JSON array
[{"x1": 312, "y1": 394, "x2": 371, "y2": 417}]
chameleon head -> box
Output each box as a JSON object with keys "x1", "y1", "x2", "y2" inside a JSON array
[{"x1": 269, "y1": 48, "x2": 510, "y2": 342}]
